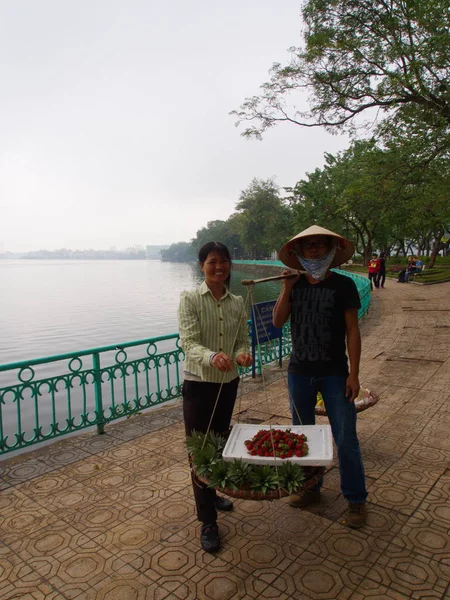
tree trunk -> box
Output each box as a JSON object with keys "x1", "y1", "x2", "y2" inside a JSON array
[
  {"x1": 427, "y1": 230, "x2": 445, "y2": 268},
  {"x1": 362, "y1": 245, "x2": 372, "y2": 266}
]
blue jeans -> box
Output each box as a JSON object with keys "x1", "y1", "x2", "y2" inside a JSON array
[{"x1": 288, "y1": 374, "x2": 368, "y2": 504}]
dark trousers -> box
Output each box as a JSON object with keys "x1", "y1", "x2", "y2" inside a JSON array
[
  {"x1": 376, "y1": 271, "x2": 386, "y2": 287},
  {"x1": 183, "y1": 378, "x2": 239, "y2": 524},
  {"x1": 288, "y1": 374, "x2": 367, "y2": 504},
  {"x1": 368, "y1": 272, "x2": 379, "y2": 289}
]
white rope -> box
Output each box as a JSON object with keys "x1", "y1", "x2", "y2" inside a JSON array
[
  {"x1": 250, "y1": 292, "x2": 303, "y2": 426},
  {"x1": 200, "y1": 280, "x2": 307, "y2": 501},
  {"x1": 201, "y1": 288, "x2": 253, "y2": 450}
]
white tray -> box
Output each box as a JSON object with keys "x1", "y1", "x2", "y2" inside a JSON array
[{"x1": 222, "y1": 424, "x2": 334, "y2": 467}]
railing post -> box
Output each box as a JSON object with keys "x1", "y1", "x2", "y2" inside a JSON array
[{"x1": 93, "y1": 352, "x2": 105, "y2": 434}]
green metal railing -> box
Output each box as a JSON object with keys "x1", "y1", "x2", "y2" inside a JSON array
[
  {"x1": 0, "y1": 270, "x2": 371, "y2": 456},
  {"x1": 0, "y1": 335, "x2": 185, "y2": 455}
]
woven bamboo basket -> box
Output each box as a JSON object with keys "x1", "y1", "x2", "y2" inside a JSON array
[
  {"x1": 193, "y1": 465, "x2": 326, "y2": 501},
  {"x1": 315, "y1": 389, "x2": 378, "y2": 417}
]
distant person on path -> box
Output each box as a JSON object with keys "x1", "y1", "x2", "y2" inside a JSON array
[
  {"x1": 273, "y1": 225, "x2": 368, "y2": 529},
  {"x1": 376, "y1": 252, "x2": 386, "y2": 288},
  {"x1": 368, "y1": 253, "x2": 380, "y2": 290},
  {"x1": 178, "y1": 242, "x2": 252, "y2": 553}
]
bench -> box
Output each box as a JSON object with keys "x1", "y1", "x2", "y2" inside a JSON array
[{"x1": 411, "y1": 265, "x2": 425, "y2": 281}]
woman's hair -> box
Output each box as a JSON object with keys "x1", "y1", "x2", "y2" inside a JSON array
[{"x1": 198, "y1": 242, "x2": 232, "y2": 287}]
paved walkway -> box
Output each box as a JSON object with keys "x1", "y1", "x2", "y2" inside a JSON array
[{"x1": 1, "y1": 280, "x2": 449, "y2": 600}]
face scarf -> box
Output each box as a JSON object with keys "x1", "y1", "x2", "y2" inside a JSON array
[{"x1": 293, "y1": 245, "x2": 337, "y2": 281}]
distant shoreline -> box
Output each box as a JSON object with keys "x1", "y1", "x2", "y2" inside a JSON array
[{"x1": 0, "y1": 256, "x2": 161, "y2": 260}]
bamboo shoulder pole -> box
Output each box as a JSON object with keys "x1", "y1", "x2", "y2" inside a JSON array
[{"x1": 241, "y1": 272, "x2": 305, "y2": 286}]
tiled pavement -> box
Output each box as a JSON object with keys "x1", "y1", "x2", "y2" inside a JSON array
[{"x1": 1, "y1": 280, "x2": 449, "y2": 599}]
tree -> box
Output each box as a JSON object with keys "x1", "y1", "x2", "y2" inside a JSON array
[
  {"x1": 160, "y1": 242, "x2": 196, "y2": 262},
  {"x1": 191, "y1": 219, "x2": 244, "y2": 258},
  {"x1": 289, "y1": 139, "x2": 450, "y2": 265},
  {"x1": 290, "y1": 141, "x2": 396, "y2": 263},
  {"x1": 232, "y1": 0, "x2": 450, "y2": 156},
  {"x1": 235, "y1": 179, "x2": 293, "y2": 259}
]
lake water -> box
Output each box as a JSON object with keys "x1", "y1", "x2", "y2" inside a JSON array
[
  {"x1": 0, "y1": 259, "x2": 281, "y2": 365},
  {"x1": 1, "y1": 260, "x2": 283, "y2": 456}
]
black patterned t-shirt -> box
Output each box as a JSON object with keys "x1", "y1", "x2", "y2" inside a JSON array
[{"x1": 288, "y1": 273, "x2": 361, "y2": 377}]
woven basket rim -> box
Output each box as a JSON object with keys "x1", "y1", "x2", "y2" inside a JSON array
[
  {"x1": 315, "y1": 389, "x2": 378, "y2": 417},
  {"x1": 193, "y1": 465, "x2": 325, "y2": 501}
]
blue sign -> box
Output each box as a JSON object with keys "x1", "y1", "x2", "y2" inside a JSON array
[
  {"x1": 251, "y1": 300, "x2": 282, "y2": 345},
  {"x1": 250, "y1": 300, "x2": 283, "y2": 377}
]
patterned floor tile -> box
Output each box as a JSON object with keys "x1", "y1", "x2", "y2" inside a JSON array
[
  {"x1": 381, "y1": 458, "x2": 445, "y2": 490},
  {"x1": 1, "y1": 281, "x2": 449, "y2": 599},
  {"x1": 269, "y1": 507, "x2": 331, "y2": 550},
  {"x1": 1, "y1": 457, "x2": 56, "y2": 485},
  {"x1": 89, "y1": 511, "x2": 159, "y2": 552},
  {"x1": 349, "y1": 579, "x2": 438, "y2": 599},
  {"x1": 193, "y1": 562, "x2": 261, "y2": 600},
  {"x1": 0, "y1": 488, "x2": 60, "y2": 544},
  {"x1": 59, "y1": 454, "x2": 125, "y2": 482},
  {"x1": 283, "y1": 550, "x2": 363, "y2": 599},
  {"x1": 366, "y1": 476, "x2": 430, "y2": 516},
  {"x1": 388, "y1": 513, "x2": 450, "y2": 564},
  {"x1": 407, "y1": 442, "x2": 450, "y2": 467},
  {"x1": 71, "y1": 432, "x2": 119, "y2": 455},
  {"x1": 360, "y1": 451, "x2": 395, "y2": 480},
  {"x1": 307, "y1": 520, "x2": 386, "y2": 578},
  {"x1": 87, "y1": 573, "x2": 159, "y2": 600},
  {"x1": 371, "y1": 549, "x2": 448, "y2": 597}
]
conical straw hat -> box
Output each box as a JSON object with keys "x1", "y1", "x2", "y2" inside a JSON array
[{"x1": 278, "y1": 225, "x2": 354, "y2": 270}]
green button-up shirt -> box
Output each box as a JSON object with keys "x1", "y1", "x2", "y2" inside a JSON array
[{"x1": 178, "y1": 281, "x2": 250, "y2": 383}]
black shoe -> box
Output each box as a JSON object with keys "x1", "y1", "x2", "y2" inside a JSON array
[
  {"x1": 200, "y1": 523, "x2": 220, "y2": 553},
  {"x1": 214, "y1": 496, "x2": 234, "y2": 512}
]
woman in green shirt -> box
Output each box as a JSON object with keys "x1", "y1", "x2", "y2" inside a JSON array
[{"x1": 178, "y1": 242, "x2": 252, "y2": 553}]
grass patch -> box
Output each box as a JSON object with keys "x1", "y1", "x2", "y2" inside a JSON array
[
  {"x1": 354, "y1": 255, "x2": 450, "y2": 266},
  {"x1": 341, "y1": 264, "x2": 450, "y2": 284}
]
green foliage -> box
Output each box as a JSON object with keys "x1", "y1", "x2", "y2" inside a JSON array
[
  {"x1": 186, "y1": 431, "x2": 314, "y2": 495},
  {"x1": 248, "y1": 464, "x2": 280, "y2": 495},
  {"x1": 186, "y1": 430, "x2": 227, "y2": 455},
  {"x1": 160, "y1": 242, "x2": 196, "y2": 263},
  {"x1": 226, "y1": 459, "x2": 253, "y2": 487},
  {"x1": 233, "y1": 0, "x2": 450, "y2": 151},
  {"x1": 208, "y1": 462, "x2": 238, "y2": 491},
  {"x1": 191, "y1": 219, "x2": 244, "y2": 258},
  {"x1": 207, "y1": 431, "x2": 228, "y2": 453},
  {"x1": 235, "y1": 179, "x2": 293, "y2": 259},
  {"x1": 161, "y1": 178, "x2": 294, "y2": 263},
  {"x1": 289, "y1": 140, "x2": 450, "y2": 264},
  {"x1": 185, "y1": 429, "x2": 207, "y2": 455},
  {"x1": 230, "y1": 0, "x2": 450, "y2": 264},
  {"x1": 277, "y1": 461, "x2": 305, "y2": 494},
  {"x1": 191, "y1": 445, "x2": 221, "y2": 478}
]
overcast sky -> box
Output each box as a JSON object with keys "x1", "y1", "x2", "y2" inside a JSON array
[{"x1": 0, "y1": 1, "x2": 350, "y2": 252}]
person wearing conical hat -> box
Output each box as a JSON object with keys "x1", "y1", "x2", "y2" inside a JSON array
[{"x1": 274, "y1": 225, "x2": 368, "y2": 528}]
